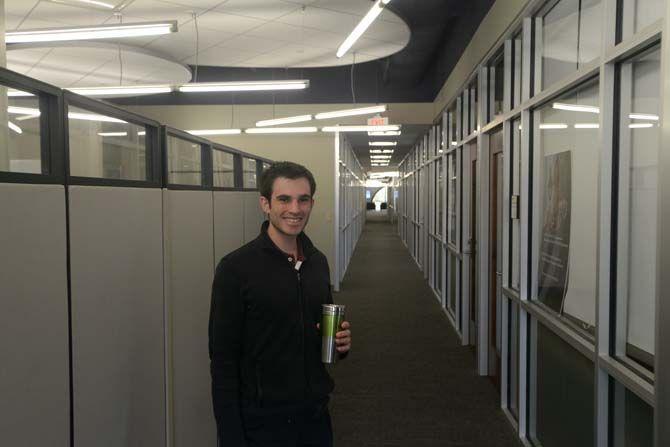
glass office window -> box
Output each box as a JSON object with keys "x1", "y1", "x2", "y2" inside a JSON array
[
  {"x1": 533, "y1": 79, "x2": 599, "y2": 331},
  {"x1": 448, "y1": 102, "x2": 458, "y2": 146},
  {"x1": 437, "y1": 158, "x2": 443, "y2": 236},
  {"x1": 617, "y1": 46, "x2": 660, "y2": 370},
  {"x1": 243, "y1": 157, "x2": 257, "y2": 188},
  {"x1": 621, "y1": 0, "x2": 664, "y2": 40},
  {"x1": 611, "y1": 380, "x2": 654, "y2": 447},
  {"x1": 448, "y1": 253, "x2": 457, "y2": 314},
  {"x1": 468, "y1": 77, "x2": 479, "y2": 135},
  {"x1": 69, "y1": 105, "x2": 146, "y2": 180},
  {"x1": 531, "y1": 322, "x2": 595, "y2": 447},
  {"x1": 512, "y1": 30, "x2": 524, "y2": 108},
  {"x1": 0, "y1": 88, "x2": 43, "y2": 174},
  {"x1": 508, "y1": 299, "x2": 520, "y2": 420},
  {"x1": 213, "y1": 150, "x2": 236, "y2": 188},
  {"x1": 447, "y1": 152, "x2": 457, "y2": 244},
  {"x1": 489, "y1": 51, "x2": 505, "y2": 120},
  {"x1": 167, "y1": 136, "x2": 202, "y2": 186},
  {"x1": 511, "y1": 117, "x2": 522, "y2": 291},
  {"x1": 539, "y1": 0, "x2": 602, "y2": 90}
]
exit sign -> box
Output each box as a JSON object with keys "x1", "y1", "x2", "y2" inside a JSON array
[{"x1": 367, "y1": 116, "x2": 388, "y2": 126}]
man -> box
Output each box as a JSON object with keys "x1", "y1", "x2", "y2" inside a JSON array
[{"x1": 209, "y1": 161, "x2": 352, "y2": 447}]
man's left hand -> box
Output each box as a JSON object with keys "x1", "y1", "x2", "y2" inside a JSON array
[{"x1": 336, "y1": 321, "x2": 351, "y2": 354}]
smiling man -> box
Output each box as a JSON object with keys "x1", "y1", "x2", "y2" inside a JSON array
[{"x1": 209, "y1": 161, "x2": 351, "y2": 447}]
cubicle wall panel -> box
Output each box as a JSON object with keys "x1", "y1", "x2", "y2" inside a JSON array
[
  {"x1": 0, "y1": 183, "x2": 70, "y2": 447},
  {"x1": 213, "y1": 192, "x2": 245, "y2": 262},
  {"x1": 68, "y1": 186, "x2": 165, "y2": 447},
  {"x1": 243, "y1": 191, "x2": 263, "y2": 244},
  {"x1": 163, "y1": 190, "x2": 216, "y2": 447}
]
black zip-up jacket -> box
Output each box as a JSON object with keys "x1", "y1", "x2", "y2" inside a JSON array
[{"x1": 209, "y1": 221, "x2": 336, "y2": 446}]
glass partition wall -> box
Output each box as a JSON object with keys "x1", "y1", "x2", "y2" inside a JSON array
[{"x1": 396, "y1": 0, "x2": 666, "y2": 444}]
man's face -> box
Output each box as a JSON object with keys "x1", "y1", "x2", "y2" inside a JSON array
[{"x1": 260, "y1": 176, "x2": 314, "y2": 237}]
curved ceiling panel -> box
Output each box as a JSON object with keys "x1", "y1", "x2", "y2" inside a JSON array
[{"x1": 5, "y1": 0, "x2": 410, "y2": 70}]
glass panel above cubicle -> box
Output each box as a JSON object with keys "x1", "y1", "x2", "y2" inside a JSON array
[
  {"x1": 243, "y1": 157, "x2": 257, "y2": 189},
  {"x1": 0, "y1": 88, "x2": 43, "y2": 175},
  {"x1": 68, "y1": 105, "x2": 147, "y2": 181},
  {"x1": 167, "y1": 135, "x2": 202, "y2": 186},
  {"x1": 213, "y1": 149, "x2": 236, "y2": 188}
]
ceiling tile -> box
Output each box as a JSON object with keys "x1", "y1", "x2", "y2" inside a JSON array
[
  {"x1": 181, "y1": 45, "x2": 262, "y2": 66},
  {"x1": 157, "y1": 0, "x2": 228, "y2": 9},
  {"x1": 245, "y1": 21, "x2": 321, "y2": 44},
  {"x1": 363, "y1": 18, "x2": 410, "y2": 44},
  {"x1": 145, "y1": 22, "x2": 236, "y2": 60},
  {"x1": 214, "y1": 0, "x2": 300, "y2": 21},
  {"x1": 216, "y1": 34, "x2": 286, "y2": 53},
  {"x1": 4, "y1": 0, "x2": 40, "y2": 19},
  {"x1": 194, "y1": 10, "x2": 267, "y2": 34},
  {"x1": 277, "y1": 6, "x2": 360, "y2": 34},
  {"x1": 119, "y1": 0, "x2": 208, "y2": 25},
  {"x1": 29, "y1": 2, "x2": 115, "y2": 26}
]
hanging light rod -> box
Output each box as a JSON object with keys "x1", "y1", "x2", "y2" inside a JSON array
[
  {"x1": 245, "y1": 127, "x2": 318, "y2": 134},
  {"x1": 179, "y1": 80, "x2": 309, "y2": 93},
  {"x1": 256, "y1": 114, "x2": 313, "y2": 127},
  {"x1": 6, "y1": 21, "x2": 177, "y2": 44},
  {"x1": 336, "y1": 0, "x2": 392, "y2": 58},
  {"x1": 187, "y1": 129, "x2": 242, "y2": 136},
  {"x1": 322, "y1": 125, "x2": 400, "y2": 132},
  {"x1": 315, "y1": 105, "x2": 387, "y2": 120},
  {"x1": 68, "y1": 85, "x2": 173, "y2": 96}
]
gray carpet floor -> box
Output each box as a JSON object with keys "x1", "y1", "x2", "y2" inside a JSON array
[{"x1": 328, "y1": 220, "x2": 523, "y2": 447}]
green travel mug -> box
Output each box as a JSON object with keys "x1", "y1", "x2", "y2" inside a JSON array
[{"x1": 321, "y1": 304, "x2": 346, "y2": 364}]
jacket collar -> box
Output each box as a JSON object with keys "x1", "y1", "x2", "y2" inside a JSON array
[{"x1": 257, "y1": 220, "x2": 318, "y2": 258}]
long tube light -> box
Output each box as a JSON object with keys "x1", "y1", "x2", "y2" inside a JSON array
[
  {"x1": 6, "y1": 21, "x2": 177, "y2": 44},
  {"x1": 552, "y1": 102, "x2": 600, "y2": 114},
  {"x1": 68, "y1": 85, "x2": 172, "y2": 96},
  {"x1": 7, "y1": 90, "x2": 34, "y2": 97},
  {"x1": 187, "y1": 129, "x2": 242, "y2": 136},
  {"x1": 315, "y1": 105, "x2": 386, "y2": 120},
  {"x1": 179, "y1": 80, "x2": 309, "y2": 93},
  {"x1": 369, "y1": 141, "x2": 397, "y2": 146},
  {"x1": 245, "y1": 127, "x2": 318, "y2": 134},
  {"x1": 629, "y1": 113, "x2": 659, "y2": 121},
  {"x1": 336, "y1": 0, "x2": 391, "y2": 58},
  {"x1": 369, "y1": 130, "x2": 401, "y2": 136},
  {"x1": 370, "y1": 149, "x2": 394, "y2": 153},
  {"x1": 629, "y1": 123, "x2": 654, "y2": 129},
  {"x1": 322, "y1": 125, "x2": 400, "y2": 132},
  {"x1": 538, "y1": 123, "x2": 568, "y2": 129},
  {"x1": 47, "y1": 0, "x2": 117, "y2": 11},
  {"x1": 98, "y1": 132, "x2": 128, "y2": 137},
  {"x1": 574, "y1": 123, "x2": 599, "y2": 129},
  {"x1": 256, "y1": 115, "x2": 312, "y2": 127},
  {"x1": 8, "y1": 121, "x2": 22, "y2": 134}
]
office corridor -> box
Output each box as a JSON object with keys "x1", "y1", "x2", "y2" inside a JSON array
[{"x1": 329, "y1": 220, "x2": 521, "y2": 447}]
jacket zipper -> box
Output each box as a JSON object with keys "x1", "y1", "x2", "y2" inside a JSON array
[{"x1": 296, "y1": 269, "x2": 310, "y2": 399}]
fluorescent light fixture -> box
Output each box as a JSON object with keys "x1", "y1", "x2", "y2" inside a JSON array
[
  {"x1": 629, "y1": 123, "x2": 654, "y2": 129},
  {"x1": 68, "y1": 112, "x2": 127, "y2": 123},
  {"x1": 6, "y1": 21, "x2": 177, "y2": 44},
  {"x1": 369, "y1": 149, "x2": 394, "y2": 154},
  {"x1": 186, "y1": 129, "x2": 242, "y2": 136},
  {"x1": 7, "y1": 90, "x2": 34, "y2": 97},
  {"x1": 368, "y1": 171, "x2": 399, "y2": 178},
  {"x1": 256, "y1": 115, "x2": 312, "y2": 127},
  {"x1": 245, "y1": 127, "x2": 318, "y2": 134},
  {"x1": 315, "y1": 105, "x2": 387, "y2": 120},
  {"x1": 574, "y1": 123, "x2": 600, "y2": 129},
  {"x1": 8, "y1": 121, "x2": 22, "y2": 134},
  {"x1": 369, "y1": 130, "x2": 401, "y2": 136},
  {"x1": 369, "y1": 141, "x2": 397, "y2": 146},
  {"x1": 138, "y1": 131, "x2": 146, "y2": 136},
  {"x1": 451, "y1": 141, "x2": 457, "y2": 146},
  {"x1": 97, "y1": 132, "x2": 128, "y2": 137},
  {"x1": 629, "y1": 113, "x2": 659, "y2": 121},
  {"x1": 179, "y1": 80, "x2": 309, "y2": 93},
  {"x1": 68, "y1": 85, "x2": 172, "y2": 96},
  {"x1": 47, "y1": 0, "x2": 117, "y2": 10},
  {"x1": 8, "y1": 106, "x2": 40, "y2": 116},
  {"x1": 322, "y1": 125, "x2": 400, "y2": 132},
  {"x1": 336, "y1": 0, "x2": 391, "y2": 58},
  {"x1": 538, "y1": 123, "x2": 568, "y2": 130},
  {"x1": 552, "y1": 102, "x2": 600, "y2": 114}
]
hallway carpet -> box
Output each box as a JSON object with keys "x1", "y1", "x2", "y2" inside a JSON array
[{"x1": 328, "y1": 220, "x2": 522, "y2": 447}]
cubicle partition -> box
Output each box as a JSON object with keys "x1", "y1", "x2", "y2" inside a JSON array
[
  {"x1": 0, "y1": 68, "x2": 273, "y2": 447},
  {"x1": 0, "y1": 74, "x2": 69, "y2": 447}
]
